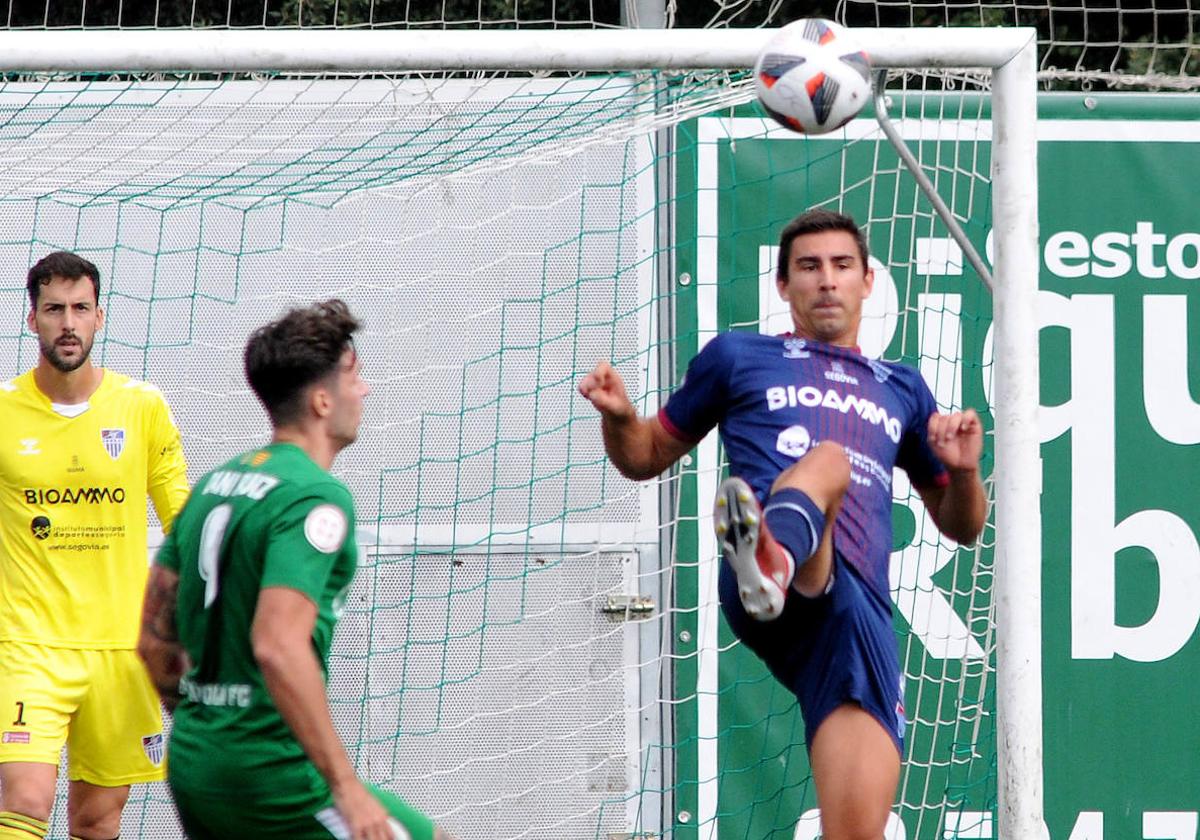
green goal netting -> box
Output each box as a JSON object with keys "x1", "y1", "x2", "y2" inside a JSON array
[{"x1": 0, "y1": 61, "x2": 1013, "y2": 840}]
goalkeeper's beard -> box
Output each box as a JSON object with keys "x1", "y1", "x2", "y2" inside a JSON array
[{"x1": 40, "y1": 333, "x2": 93, "y2": 373}]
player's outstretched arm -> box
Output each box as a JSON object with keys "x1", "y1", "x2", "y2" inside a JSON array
[
  {"x1": 920, "y1": 409, "x2": 988, "y2": 545},
  {"x1": 137, "y1": 564, "x2": 188, "y2": 711},
  {"x1": 578, "y1": 360, "x2": 692, "y2": 481},
  {"x1": 252, "y1": 587, "x2": 395, "y2": 840}
]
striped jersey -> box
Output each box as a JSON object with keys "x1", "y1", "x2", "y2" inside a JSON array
[{"x1": 661, "y1": 331, "x2": 948, "y2": 598}]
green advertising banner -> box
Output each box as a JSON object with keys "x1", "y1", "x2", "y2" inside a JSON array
[{"x1": 673, "y1": 94, "x2": 1200, "y2": 840}]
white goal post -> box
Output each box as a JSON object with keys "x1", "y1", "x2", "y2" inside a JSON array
[{"x1": 0, "y1": 27, "x2": 1041, "y2": 840}]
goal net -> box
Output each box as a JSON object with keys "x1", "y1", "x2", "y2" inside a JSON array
[{"x1": 0, "y1": 29, "x2": 1037, "y2": 840}]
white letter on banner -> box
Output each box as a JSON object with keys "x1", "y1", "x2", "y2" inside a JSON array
[
  {"x1": 1067, "y1": 812, "x2": 1104, "y2": 840},
  {"x1": 1045, "y1": 231, "x2": 1090, "y2": 278},
  {"x1": 1166, "y1": 233, "x2": 1200, "y2": 280},
  {"x1": 1053, "y1": 294, "x2": 1200, "y2": 661},
  {"x1": 1132, "y1": 221, "x2": 1167, "y2": 278},
  {"x1": 1106, "y1": 510, "x2": 1200, "y2": 661},
  {"x1": 1090, "y1": 231, "x2": 1132, "y2": 279},
  {"x1": 891, "y1": 470, "x2": 985, "y2": 660},
  {"x1": 890, "y1": 293, "x2": 984, "y2": 660},
  {"x1": 1143, "y1": 811, "x2": 1199, "y2": 840},
  {"x1": 1143, "y1": 296, "x2": 1200, "y2": 444}
]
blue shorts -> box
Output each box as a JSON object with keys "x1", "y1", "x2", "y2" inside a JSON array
[{"x1": 719, "y1": 550, "x2": 906, "y2": 756}]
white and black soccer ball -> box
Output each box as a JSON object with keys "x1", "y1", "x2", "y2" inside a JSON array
[{"x1": 754, "y1": 19, "x2": 872, "y2": 135}]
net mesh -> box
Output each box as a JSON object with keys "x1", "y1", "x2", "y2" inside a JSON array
[
  {"x1": 686, "y1": 84, "x2": 998, "y2": 839},
  {"x1": 0, "y1": 65, "x2": 1007, "y2": 840},
  {"x1": 0, "y1": 0, "x2": 1195, "y2": 87},
  {"x1": 839, "y1": 0, "x2": 1200, "y2": 89}
]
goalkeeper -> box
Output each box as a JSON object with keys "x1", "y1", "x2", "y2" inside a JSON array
[
  {"x1": 138, "y1": 300, "x2": 454, "y2": 840},
  {"x1": 0, "y1": 252, "x2": 189, "y2": 840},
  {"x1": 579, "y1": 209, "x2": 987, "y2": 839}
]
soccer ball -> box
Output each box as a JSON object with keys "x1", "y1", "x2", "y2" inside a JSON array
[{"x1": 753, "y1": 19, "x2": 872, "y2": 135}]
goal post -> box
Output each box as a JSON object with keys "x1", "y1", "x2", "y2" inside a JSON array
[
  {"x1": 0, "y1": 27, "x2": 1041, "y2": 840},
  {"x1": 988, "y1": 36, "x2": 1045, "y2": 840}
]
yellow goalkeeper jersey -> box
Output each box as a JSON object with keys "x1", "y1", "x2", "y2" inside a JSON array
[{"x1": 0, "y1": 369, "x2": 190, "y2": 648}]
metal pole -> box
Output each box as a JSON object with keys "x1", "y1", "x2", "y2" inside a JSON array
[
  {"x1": 990, "y1": 30, "x2": 1049, "y2": 840},
  {"x1": 0, "y1": 28, "x2": 1037, "y2": 72},
  {"x1": 872, "y1": 70, "x2": 994, "y2": 290}
]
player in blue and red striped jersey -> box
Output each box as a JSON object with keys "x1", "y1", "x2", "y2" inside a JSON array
[{"x1": 578, "y1": 208, "x2": 986, "y2": 840}]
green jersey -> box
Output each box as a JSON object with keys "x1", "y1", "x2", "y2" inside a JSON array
[{"x1": 158, "y1": 442, "x2": 358, "y2": 793}]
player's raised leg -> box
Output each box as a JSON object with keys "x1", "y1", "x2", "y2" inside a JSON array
[
  {"x1": 714, "y1": 441, "x2": 850, "y2": 618},
  {"x1": 714, "y1": 476, "x2": 792, "y2": 618},
  {"x1": 768, "y1": 441, "x2": 850, "y2": 597}
]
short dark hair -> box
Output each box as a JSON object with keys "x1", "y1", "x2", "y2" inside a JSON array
[
  {"x1": 776, "y1": 209, "x2": 870, "y2": 280},
  {"x1": 244, "y1": 299, "x2": 360, "y2": 427},
  {"x1": 27, "y1": 251, "x2": 101, "y2": 307}
]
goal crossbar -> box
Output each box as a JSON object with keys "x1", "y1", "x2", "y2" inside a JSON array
[{"x1": 0, "y1": 28, "x2": 1033, "y2": 72}]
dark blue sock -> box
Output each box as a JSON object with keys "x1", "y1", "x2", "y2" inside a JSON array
[{"x1": 763, "y1": 487, "x2": 827, "y2": 562}]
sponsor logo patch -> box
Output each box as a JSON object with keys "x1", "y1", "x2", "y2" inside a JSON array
[
  {"x1": 776, "y1": 425, "x2": 813, "y2": 459},
  {"x1": 844, "y1": 446, "x2": 892, "y2": 490},
  {"x1": 23, "y1": 487, "x2": 126, "y2": 505},
  {"x1": 764, "y1": 385, "x2": 903, "y2": 443},
  {"x1": 30, "y1": 516, "x2": 51, "y2": 540},
  {"x1": 782, "y1": 337, "x2": 810, "y2": 359},
  {"x1": 142, "y1": 732, "x2": 164, "y2": 765},
  {"x1": 2, "y1": 731, "x2": 31, "y2": 744},
  {"x1": 18, "y1": 438, "x2": 39, "y2": 456},
  {"x1": 824, "y1": 360, "x2": 859, "y2": 385},
  {"x1": 304, "y1": 504, "x2": 348, "y2": 554},
  {"x1": 101, "y1": 428, "x2": 125, "y2": 459}
]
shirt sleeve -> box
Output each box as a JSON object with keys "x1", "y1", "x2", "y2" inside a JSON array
[
  {"x1": 896, "y1": 371, "x2": 950, "y2": 489},
  {"x1": 260, "y1": 486, "x2": 355, "y2": 605},
  {"x1": 145, "y1": 388, "x2": 191, "y2": 533},
  {"x1": 660, "y1": 332, "x2": 734, "y2": 442},
  {"x1": 154, "y1": 525, "x2": 181, "y2": 573}
]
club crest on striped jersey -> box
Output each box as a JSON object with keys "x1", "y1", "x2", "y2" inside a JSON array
[
  {"x1": 868, "y1": 359, "x2": 893, "y2": 383},
  {"x1": 101, "y1": 428, "x2": 125, "y2": 459}
]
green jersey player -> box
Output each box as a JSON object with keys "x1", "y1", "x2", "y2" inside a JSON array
[{"x1": 138, "y1": 300, "x2": 454, "y2": 840}]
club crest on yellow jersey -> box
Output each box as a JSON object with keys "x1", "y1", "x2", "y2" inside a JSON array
[{"x1": 100, "y1": 428, "x2": 125, "y2": 459}]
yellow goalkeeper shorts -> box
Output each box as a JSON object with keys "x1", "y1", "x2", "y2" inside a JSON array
[{"x1": 0, "y1": 642, "x2": 165, "y2": 785}]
